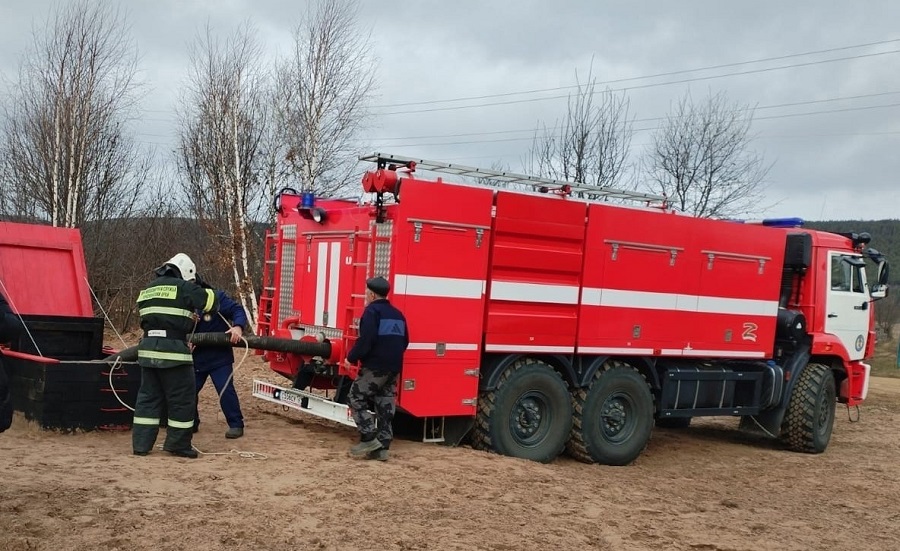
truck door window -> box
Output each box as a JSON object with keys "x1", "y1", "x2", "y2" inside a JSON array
[{"x1": 830, "y1": 255, "x2": 865, "y2": 293}]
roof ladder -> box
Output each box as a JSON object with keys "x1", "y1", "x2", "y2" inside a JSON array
[{"x1": 359, "y1": 152, "x2": 665, "y2": 203}]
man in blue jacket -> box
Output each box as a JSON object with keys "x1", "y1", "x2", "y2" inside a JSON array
[
  {"x1": 193, "y1": 276, "x2": 247, "y2": 439},
  {"x1": 344, "y1": 276, "x2": 409, "y2": 461}
]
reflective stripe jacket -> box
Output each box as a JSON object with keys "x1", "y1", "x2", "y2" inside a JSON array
[{"x1": 136, "y1": 276, "x2": 218, "y2": 369}]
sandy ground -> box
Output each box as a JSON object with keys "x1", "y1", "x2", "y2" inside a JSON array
[{"x1": 3, "y1": 356, "x2": 900, "y2": 551}]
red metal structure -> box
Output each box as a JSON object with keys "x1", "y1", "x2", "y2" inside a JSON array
[
  {"x1": 0, "y1": 221, "x2": 141, "y2": 431},
  {"x1": 0, "y1": 221, "x2": 93, "y2": 317},
  {"x1": 252, "y1": 153, "x2": 890, "y2": 464}
]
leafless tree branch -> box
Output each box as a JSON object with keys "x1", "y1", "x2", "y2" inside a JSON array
[
  {"x1": 0, "y1": 1, "x2": 146, "y2": 227},
  {"x1": 176, "y1": 21, "x2": 269, "y2": 330},
  {"x1": 273, "y1": 0, "x2": 376, "y2": 197},
  {"x1": 526, "y1": 65, "x2": 634, "y2": 197},
  {"x1": 645, "y1": 90, "x2": 772, "y2": 218}
]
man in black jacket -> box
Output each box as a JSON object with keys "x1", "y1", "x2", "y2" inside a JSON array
[
  {"x1": 344, "y1": 276, "x2": 409, "y2": 461},
  {"x1": 0, "y1": 291, "x2": 24, "y2": 433}
]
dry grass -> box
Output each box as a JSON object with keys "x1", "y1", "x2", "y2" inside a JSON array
[{"x1": 872, "y1": 324, "x2": 900, "y2": 377}]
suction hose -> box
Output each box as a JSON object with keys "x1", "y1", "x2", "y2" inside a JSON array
[{"x1": 104, "y1": 332, "x2": 332, "y2": 362}]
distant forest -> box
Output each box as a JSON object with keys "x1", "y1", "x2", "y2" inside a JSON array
[{"x1": 805, "y1": 219, "x2": 900, "y2": 285}]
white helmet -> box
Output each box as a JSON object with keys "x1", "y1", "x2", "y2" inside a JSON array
[{"x1": 164, "y1": 253, "x2": 196, "y2": 281}]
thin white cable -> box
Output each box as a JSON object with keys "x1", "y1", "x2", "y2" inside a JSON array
[
  {"x1": 84, "y1": 276, "x2": 128, "y2": 349},
  {"x1": 0, "y1": 276, "x2": 43, "y2": 357},
  {"x1": 748, "y1": 415, "x2": 778, "y2": 439},
  {"x1": 192, "y1": 327, "x2": 262, "y2": 460},
  {"x1": 213, "y1": 311, "x2": 249, "y2": 405},
  {"x1": 219, "y1": 337, "x2": 250, "y2": 402},
  {"x1": 154, "y1": 443, "x2": 268, "y2": 460},
  {"x1": 108, "y1": 357, "x2": 135, "y2": 412},
  {"x1": 192, "y1": 445, "x2": 268, "y2": 460}
]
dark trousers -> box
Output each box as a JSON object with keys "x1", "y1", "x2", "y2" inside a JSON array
[
  {"x1": 133, "y1": 365, "x2": 196, "y2": 453},
  {"x1": 0, "y1": 362, "x2": 11, "y2": 433},
  {"x1": 195, "y1": 363, "x2": 244, "y2": 429},
  {"x1": 348, "y1": 369, "x2": 398, "y2": 448}
]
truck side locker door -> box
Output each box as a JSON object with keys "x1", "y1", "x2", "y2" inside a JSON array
[{"x1": 390, "y1": 180, "x2": 494, "y2": 418}]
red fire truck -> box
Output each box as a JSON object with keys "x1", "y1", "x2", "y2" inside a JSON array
[{"x1": 252, "y1": 153, "x2": 890, "y2": 465}]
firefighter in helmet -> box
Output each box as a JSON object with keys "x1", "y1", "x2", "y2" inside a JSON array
[{"x1": 132, "y1": 253, "x2": 218, "y2": 458}]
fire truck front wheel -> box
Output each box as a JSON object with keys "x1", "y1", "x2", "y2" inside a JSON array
[
  {"x1": 567, "y1": 361, "x2": 654, "y2": 466},
  {"x1": 781, "y1": 363, "x2": 836, "y2": 453},
  {"x1": 473, "y1": 359, "x2": 573, "y2": 463}
]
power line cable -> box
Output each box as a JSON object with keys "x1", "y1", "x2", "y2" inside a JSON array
[
  {"x1": 754, "y1": 101, "x2": 900, "y2": 121},
  {"x1": 428, "y1": 128, "x2": 900, "y2": 165},
  {"x1": 373, "y1": 38, "x2": 900, "y2": 108},
  {"x1": 377, "y1": 49, "x2": 900, "y2": 116},
  {"x1": 368, "y1": 90, "x2": 900, "y2": 142},
  {"x1": 373, "y1": 101, "x2": 900, "y2": 148}
]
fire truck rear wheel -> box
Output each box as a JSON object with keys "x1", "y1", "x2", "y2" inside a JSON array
[
  {"x1": 473, "y1": 359, "x2": 573, "y2": 463},
  {"x1": 567, "y1": 361, "x2": 654, "y2": 466},
  {"x1": 781, "y1": 363, "x2": 836, "y2": 453}
]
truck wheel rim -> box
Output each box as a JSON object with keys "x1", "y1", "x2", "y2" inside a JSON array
[
  {"x1": 600, "y1": 391, "x2": 635, "y2": 442},
  {"x1": 509, "y1": 391, "x2": 550, "y2": 446}
]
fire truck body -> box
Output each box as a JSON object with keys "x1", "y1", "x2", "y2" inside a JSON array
[{"x1": 254, "y1": 153, "x2": 889, "y2": 465}]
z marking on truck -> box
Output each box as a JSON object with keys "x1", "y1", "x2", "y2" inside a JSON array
[{"x1": 742, "y1": 322, "x2": 758, "y2": 342}]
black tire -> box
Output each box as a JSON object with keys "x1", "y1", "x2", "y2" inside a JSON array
[
  {"x1": 568, "y1": 361, "x2": 654, "y2": 466},
  {"x1": 655, "y1": 416, "x2": 691, "y2": 429},
  {"x1": 472, "y1": 358, "x2": 573, "y2": 463},
  {"x1": 781, "y1": 363, "x2": 836, "y2": 453}
]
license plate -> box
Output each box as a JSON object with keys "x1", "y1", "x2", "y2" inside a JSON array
[{"x1": 275, "y1": 388, "x2": 305, "y2": 406}]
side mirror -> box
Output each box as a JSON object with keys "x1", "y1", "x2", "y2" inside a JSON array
[
  {"x1": 875, "y1": 260, "x2": 890, "y2": 286},
  {"x1": 864, "y1": 248, "x2": 890, "y2": 301}
]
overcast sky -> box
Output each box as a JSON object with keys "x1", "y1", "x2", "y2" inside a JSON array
[{"x1": 1, "y1": 0, "x2": 898, "y2": 222}]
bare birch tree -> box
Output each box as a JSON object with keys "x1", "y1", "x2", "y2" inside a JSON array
[
  {"x1": 0, "y1": 1, "x2": 146, "y2": 227},
  {"x1": 82, "y1": 176, "x2": 190, "y2": 331},
  {"x1": 645, "y1": 91, "x2": 771, "y2": 218},
  {"x1": 273, "y1": 0, "x2": 376, "y2": 197},
  {"x1": 176, "y1": 23, "x2": 269, "y2": 331},
  {"x1": 526, "y1": 69, "x2": 634, "y2": 193}
]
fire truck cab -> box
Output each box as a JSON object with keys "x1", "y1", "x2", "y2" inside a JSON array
[{"x1": 252, "y1": 153, "x2": 889, "y2": 465}]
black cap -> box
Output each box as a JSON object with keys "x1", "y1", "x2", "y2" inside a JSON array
[{"x1": 366, "y1": 276, "x2": 390, "y2": 297}]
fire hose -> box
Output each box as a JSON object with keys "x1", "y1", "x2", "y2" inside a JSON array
[{"x1": 104, "y1": 333, "x2": 332, "y2": 362}]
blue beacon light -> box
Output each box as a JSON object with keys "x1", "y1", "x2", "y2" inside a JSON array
[{"x1": 761, "y1": 217, "x2": 804, "y2": 228}]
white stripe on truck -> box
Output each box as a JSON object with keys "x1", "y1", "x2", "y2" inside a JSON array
[{"x1": 391, "y1": 275, "x2": 777, "y2": 317}]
